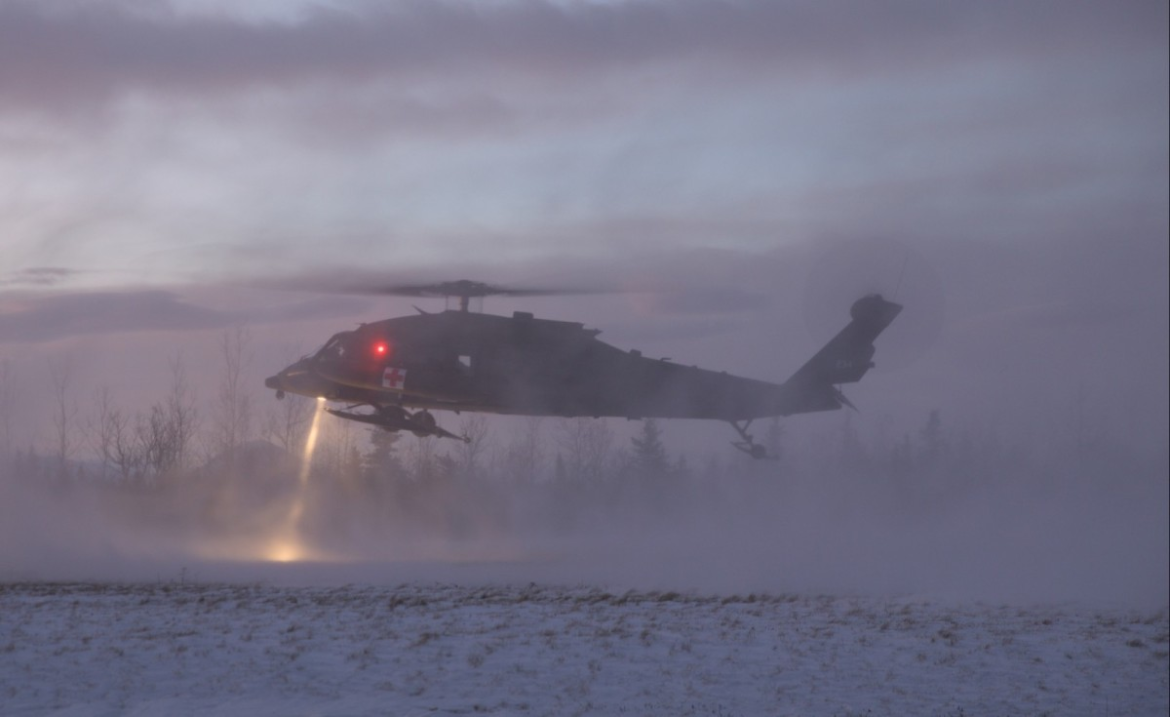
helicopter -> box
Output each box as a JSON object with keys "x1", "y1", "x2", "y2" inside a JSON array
[{"x1": 263, "y1": 279, "x2": 901, "y2": 459}]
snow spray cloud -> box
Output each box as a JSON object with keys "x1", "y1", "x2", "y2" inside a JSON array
[
  {"x1": 0, "y1": 410, "x2": 1166, "y2": 610},
  {"x1": 268, "y1": 396, "x2": 328, "y2": 562},
  {"x1": 0, "y1": 235, "x2": 1165, "y2": 605},
  {"x1": 189, "y1": 396, "x2": 330, "y2": 564}
]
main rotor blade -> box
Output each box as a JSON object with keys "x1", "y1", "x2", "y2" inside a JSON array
[{"x1": 265, "y1": 274, "x2": 604, "y2": 299}]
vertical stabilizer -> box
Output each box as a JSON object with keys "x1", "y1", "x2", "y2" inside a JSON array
[{"x1": 780, "y1": 294, "x2": 902, "y2": 413}]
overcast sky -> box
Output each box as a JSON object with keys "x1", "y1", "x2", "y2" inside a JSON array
[{"x1": 0, "y1": 0, "x2": 1166, "y2": 459}]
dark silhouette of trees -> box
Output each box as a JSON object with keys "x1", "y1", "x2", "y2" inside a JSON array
[
  {"x1": 764, "y1": 416, "x2": 784, "y2": 462},
  {"x1": 0, "y1": 357, "x2": 14, "y2": 458},
  {"x1": 155, "y1": 355, "x2": 200, "y2": 479},
  {"x1": 86, "y1": 385, "x2": 124, "y2": 481},
  {"x1": 363, "y1": 427, "x2": 403, "y2": 481},
  {"x1": 918, "y1": 409, "x2": 947, "y2": 467},
  {"x1": 501, "y1": 417, "x2": 545, "y2": 485},
  {"x1": 837, "y1": 412, "x2": 869, "y2": 473},
  {"x1": 21, "y1": 334, "x2": 1163, "y2": 563},
  {"x1": 629, "y1": 418, "x2": 669, "y2": 480},
  {"x1": 453, "y1": 415, "x2": 491, "y2": 480},
  {"x1": 890, "y1": 432, "x2": 914, "y2": 478},
  {"x1": 264, "y1": 394, "x2": 313, "y2": 455},
  {"x1": 555, "y1": 417, "x2": 613, "y2": 484},
  {"x1": 83, "y1": 357, "x2": 199, "y2": 486}
]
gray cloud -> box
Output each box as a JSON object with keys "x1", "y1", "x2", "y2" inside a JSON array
[
  {"x1": 237, "y1": 295, "x2": 372, "y2": 325},
  {"x1": 1, "y1": 0, "x2": 1161, "y2": 281},
  {"x1": 0, "y1": 290, "x2": 228, "y2": 342},
  {"x1": 0, "y1": 0, "x2": 1162, "y2": 112},
  {"x1": 0, "y1": 267, "x2": 81, "y2": 287},
  {"x1": 0, "y1": 288, "x2": 369, "y2": 343}
]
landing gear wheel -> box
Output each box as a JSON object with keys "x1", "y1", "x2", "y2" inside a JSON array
[
  {"x1": 410, "y1": 410, "x2": 437, "y2": 437},
  {"x1": 730, "y1": 419, "x2": 777, "y2": 461}
]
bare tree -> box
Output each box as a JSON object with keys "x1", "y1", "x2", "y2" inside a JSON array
[
  {"x1": 85, "y1": 389, "x2": 145, "y2": 484},
  {"x1": 764, "y1": 416, "x2": 784, "y2": 462},
  {"x1": 136, "y1": 405, "x2": 175, "y2": 482},
  {"x1": 556, "y1": 417, "x2": 613, "y2": 483},
  {"x1": 212, "y1": 325, "x2": 254, "y2": 462},
  {"x1": 629, "y1": 418, "x2": 669, "y2": 480},
  {"x1": 263, "y1": 394, "x2": 313, "y2": 454},
  {"x1": 163, "y1": 354, "x2": 199, "y2": 475},
  {"x1": 918, "y1": 409, "x2": 946, "y2": 467},
  {"x1": 48, "y1": 356, "x2": 79, "y2": 478},
  {"x1": 87, "y1": 355, "x2": 199, "y2": 486},
  {"x1": 112, "y1": 421, "x2": 142, "y2": 483},
  {"x1": 0, "y1": 357, "x2": 15, "y2": 457},
  {"x1": 262, "y1": 344, "x2": 313, "y2": 454},
  {"x1": 318, "y1": 416, "x2": 362, "y2": 483},
  {"x1": 454, "y1": 414, "x2": 491, "y2": 479},
  {"x1": 403, "y1": 433, "x2": 442, "y2": 483},
  {"x1": 839, "y1": 411, "x2": 869, "y2": 472},
  {"x1": 363, "y1": 426, "x2": 403, "y2": 480},
  {"x1": 501, "y1": 417, "x2": 545, "y2": 484},
  {"x1": 86, "y1": 386, "x2": 124, "y2": 480}
]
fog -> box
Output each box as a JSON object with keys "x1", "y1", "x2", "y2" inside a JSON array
[
  {"x1": 1, "y1": 239, "x2": 1167, "y2": 609},
  {"x1": 1, "y1": 400, "x2": 1165, "y2": 608},
  {"x1": 0, "y1": 0, "x2": 1165, "y2": 611}
]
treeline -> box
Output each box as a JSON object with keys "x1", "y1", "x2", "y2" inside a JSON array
[
  {"x1": 0, "y1": 330, "x2": 1155, "y2": 507},
  {"x1": 3, "y1": 339, "x2": 1161, "y2": 557},
  {"x1": 1, "y1": 328, "x2": 259, "y2": 487}
]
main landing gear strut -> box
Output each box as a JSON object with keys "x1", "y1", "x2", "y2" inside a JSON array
[
  {"x1": 326, "y1": 405, "x2": 469, "y2": 442},
  {"x1": 729, "y1": 419, "x2": 777, "y2": 461}
]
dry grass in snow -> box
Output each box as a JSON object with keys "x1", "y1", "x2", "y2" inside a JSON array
[{"x1": 1, "y1": 581, "x2": 1166, "y2": 716}]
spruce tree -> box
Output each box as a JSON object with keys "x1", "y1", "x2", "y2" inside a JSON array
[
  {"x1": 630, "y1": 418, "x2": 669, "y2": 479},
  {"x1": 363, "y1": 428, "x2": 402, "y2": 480}
]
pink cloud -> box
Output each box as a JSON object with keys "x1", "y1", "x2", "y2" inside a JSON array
[{"x1": 0, "y1": 0, "x2": 1162, "y2": 112}]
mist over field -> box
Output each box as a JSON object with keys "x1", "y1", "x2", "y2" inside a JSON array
[
  {"x1": 1, "y1": 241, "x2": 1167, "y2": 608},
  {"x1": 1, "y1": 393, "x2": 1165, "y2": 609},
  {"x1": 5, "y1": 246, "x2": 1165, "y2": 717}
]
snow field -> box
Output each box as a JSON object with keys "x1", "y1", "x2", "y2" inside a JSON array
[{"x1": 1, "y1": 582, "x2": 1166, "y2": 716}]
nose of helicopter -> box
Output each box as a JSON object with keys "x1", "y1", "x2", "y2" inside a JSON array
[{"x1": 265, "y1": 358, "x2": 326, "y2": 399}]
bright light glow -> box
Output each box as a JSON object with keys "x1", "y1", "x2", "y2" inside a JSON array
[
  {"x1": 262, "y1": 396, "x2": 326, "y2": 563},
  {"x1": 374, "y1": 342, "x2": 387, "y2": 355},
  {"x1": 266, "y1": 541, "x2": 304, "y2": 563}
]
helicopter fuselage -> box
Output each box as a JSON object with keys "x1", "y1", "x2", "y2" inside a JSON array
[
  {"x1": 266, "y1": 310, "x2": 805, "y2": 419},
  {"x1": 264, "y1": 294, "x2": 902, "y2": 454}
]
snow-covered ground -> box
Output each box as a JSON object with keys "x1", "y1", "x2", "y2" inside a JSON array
[
  {"x1": 3, "y1": 442, "x2": 1167, "y2": 715},
  {"x1": 2, "y1": 580, "x2": 1166, "y2": 716}
]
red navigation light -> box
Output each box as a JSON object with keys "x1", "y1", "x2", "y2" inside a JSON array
[{"x1": 374, "y1": 342, "x2": 388, "y2": 356}]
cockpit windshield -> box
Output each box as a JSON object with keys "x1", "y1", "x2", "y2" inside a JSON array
[{"x1": 314, "y1": 331, "x2": 357, "y2": 361}]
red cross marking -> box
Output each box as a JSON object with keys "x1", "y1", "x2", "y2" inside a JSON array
[{"x1": 383, "y1": 367, "x2": 406, "y2": 390}]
